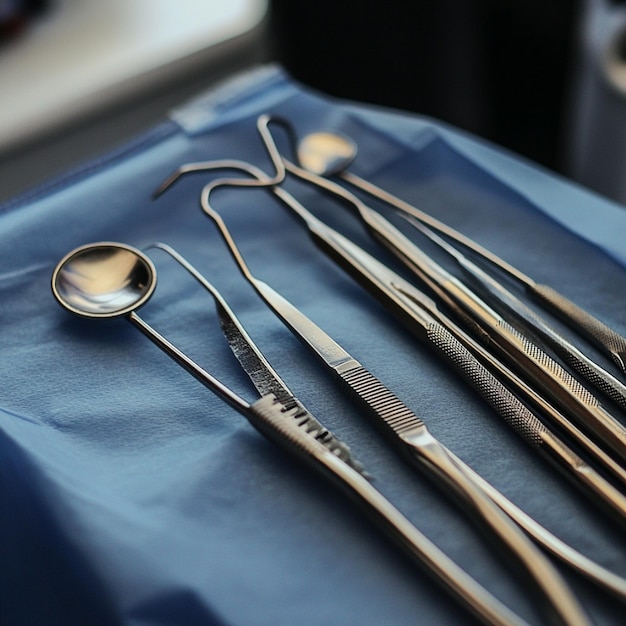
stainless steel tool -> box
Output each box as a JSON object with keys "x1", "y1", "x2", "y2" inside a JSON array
[
  {"x1": 274, "y1": 135, "x2": 626, "y2": 466},
  {"x1": 51, "y1": 241, "x2": 535, "y2": 626},
  {"x1": 296, "y1": 128, "x2": 626, "y2": 375},
  {"x1": 154, "y1": 155, "x2": 626, "y2": 601},
  {"x1": 153, "y1": 117, "x2": 626, "y2": 498},
  {"x1": 52, "y1": 242, "x2": 544, "y2": 626},
  {"x1": 406, "y1": 219, "x2": 626, "y2": 412},
  {"x1": 151, "y1": 218, "x2": 592, "y2": 626}
]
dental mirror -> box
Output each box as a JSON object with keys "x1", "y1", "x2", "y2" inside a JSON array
[
  {"x1": 297, "y1": 131, "x2": 356, "y2": 176},
  {"x1": 52, "y1": 242, "x2": 156, "y2": 318},
  {"x1": 52, "y1": 241, "x2": 249, "y2": 411}
]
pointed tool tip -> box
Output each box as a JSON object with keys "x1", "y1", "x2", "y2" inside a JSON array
[
  {"x1": 153, "y1": 171, "x2": 183, "y2": 199},
  {"x1": 152, "y1": 181, "x2": 169, "y2": 200}
]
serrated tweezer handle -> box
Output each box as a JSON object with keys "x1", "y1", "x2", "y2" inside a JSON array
[
  {"x1": 247, "y1": 394, "x2": 531, "y2": 626},
  {"x1": 332, "y1": 362, "x2": 594, "y2": 626},
  {"x1": 336, "y1": 360, "x2": 626, "y2": 598},
  {"x1": 337, "y1": 330, "x2": 626, "y2": 521}
]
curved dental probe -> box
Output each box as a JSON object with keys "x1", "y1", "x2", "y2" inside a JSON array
[
  {"x1": 259, "y1": 118, "x2": 626, "y2": 472},
  {"x1": 52, "y1": 240, "x2": 531, "y2": 626},
  {"x1": 152, "y1": 122, "x2": 626, "y2": 601}
]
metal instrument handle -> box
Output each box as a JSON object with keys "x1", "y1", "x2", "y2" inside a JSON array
[
  {"x1": 333, "y1": 364, "x2": 595, "y2": 626},
  {"x1": 246, "y1": 394, "x2": 532, "y2": 626},
  {"x1": 443, "y1": 448, "x2": 626, "y2": 601},
  {"x1": 408, "y1": 219, "x2": 626, "y2": 411},
  {"x1": 487, "y1": 284, "x2": 626, "y2": 411},
  {"x1": 340, "y1": 168, "x2": 626, "y2": 376},
  {"x1": 425, "y1": 323, "x2": 548, "y2": 444},
  {"x1": 336, "y1": 355, "x2": 626, "y2": 591},
  {"x1": 494, "y1": 318, "x2": 626, "y2": 462},
  {"x1": 425, "y1": 314, "x2": 626, "y2": 518},
  {"x1": 529, "y1": 283, "x2": 626, "y2": 374}
]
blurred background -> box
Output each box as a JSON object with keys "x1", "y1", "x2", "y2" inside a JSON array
[
  {"x1": 272, "y1": 0, "x2": 578, "y2": 175},
  {"x1": 3, "y1": 0, "x2": 626, "y2": 204}
]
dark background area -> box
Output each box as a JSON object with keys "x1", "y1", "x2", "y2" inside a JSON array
[{"x1": 269, "y1": 0, "x2": 581, "y2": 173}]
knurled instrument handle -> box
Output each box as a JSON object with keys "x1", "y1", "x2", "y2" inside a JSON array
[
  {"x1": 426, "y1": 322, "x2": 549, "y2": 447},
  {"x1": 529, "y1": 283, "x2": 626, "y2": 374},
  {"x1": 495, "y1": 317, "x2": 626, "y2": 462}
]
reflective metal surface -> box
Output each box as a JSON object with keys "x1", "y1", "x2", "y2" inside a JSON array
[
  {"x1": 153, "y1": 146, "x2": 614, "y2": 623},
  {"x1": 52, "y1": 242, "x2": 156, "y2": 318},
  {"x1": 282, "y1": 126, "x2": 626, "y2": 466},
  {"x1": 53, "y1": 239, "x2": 536, "y2": 626},
  {"x1": 296, "y1": 127, "x2": 626, "y2": 373},
  {"x1": 297, "y1": 131, "x2": 356, "y2": 176},
  {"x1": 152, "y1": 118, "x2": 626, "y2": 601}
]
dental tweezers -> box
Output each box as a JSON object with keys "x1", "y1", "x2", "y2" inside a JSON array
[
  {"x1": 144, "y1": 243, "x2": 541, "y2": 626},
  {"x1": 62, "y1": 240, "x2": 531, "y2": 626},
  {"x1": 154, "y1": 161, "x2": 626, "y2": 603},
  {"x1": 329, "y1": 144, "x2": 626, "y2": 375},
  {"x1": 278, "y1": 149, "x2": 626, "y2": 466}
]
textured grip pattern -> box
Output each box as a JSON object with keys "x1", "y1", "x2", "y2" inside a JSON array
[
  {"x1": 531, "y1": 283, "x2": 626, "y2": 372},
  {"x1": 248, "y1": 395, "x2": 329, "y2": 458},
  {"x1": 218, "y1": 307, "x2": 364, "y2": 473},
  {"x1": 256, "y1": 393, "x2": 366, "y2": 475},
  {"x1": 498, "y1": 319, "x2": 599, "y2": 407},
  {"x1": 427, "y1": 323, "x2": 547, "y2": 446},
  {"x1": 339, "y1": 365, "x2": 425, "y2": 436},
  {"x1": 558, "y1": 350, "x2": 626, "y2": 411},
  {"x1": 485, "y1": 286, "x2": 626, "y2": 410}
]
